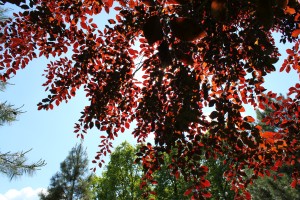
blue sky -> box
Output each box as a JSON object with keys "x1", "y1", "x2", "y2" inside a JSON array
[
  {"x1": 0, "y1": 2, "x2": 299, "y2": 200},
  {"x1": 0, "y1": 53, "x2": 139, "y2": 195}
]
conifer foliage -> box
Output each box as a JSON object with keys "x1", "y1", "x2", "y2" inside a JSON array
[
  {"x1": 0, "y1": 8, "x2": 45, "y2": 180},
  {"x1": 40, "y1": 143, "x2": 92, "y2": 200},
  {"x1": 0, "y1": 0, "x2": 300, "y2": 198}
]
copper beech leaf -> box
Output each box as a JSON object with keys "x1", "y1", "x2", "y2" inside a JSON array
[
  {"x1": 184, "y1": 188, "x2": 193, "y2": 196},
  {"x1": 1, "y1": 0, "x2": 300, "y2": 199}
]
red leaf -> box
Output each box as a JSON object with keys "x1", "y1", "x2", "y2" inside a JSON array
[
  {"x1": 104, "y1": 6, "x2": 109, "y2": 14},
  {"x1": 286, "y1": 65, "x2": 291, "y2": 73},
  {"x1": 202, "y1": 192, "x2": 212, "y2": 198},
  {"x1": 100, "y1": 126, "x2": 107, "y2": 131},
  {"x1": 200, "y1": 165, "x2": 209, "y2": 173},
  {"x1": 201, "y1": 179, "x2": 211, "y2": 188},
  {"x1": 125, "y1": 122, "x2": 130, "y2": 129},
  {"x1": 70, "y1": 87, "x2": 76, "y2": 96},
  {"x1": 244, "y1": 191, "x2": 251, "y2": 200},
  {"x1": 91, "y1": 23, "x2": 98, "y2": 28},
  {"x1": 140, "y1": 181, "x2": 147, "y2": 189},
  {"x1": 286, "y1": 49, "x2": 294, "y2": 55},
  {"x1": 151, "y1": 180, "x2": 158, "y2": 185},
  {"x1": 291, "y1": 180, "x2": 297, "y2": 188},
  {"x1": 10, "y1": 38, "x2": 23, "y2": 47},
  {"x1": 128, "y1": 48, "x2": 138, "y2": 55},
  {"x1": 114, "y1": 6, "x2": 122, "y2": 11},
  {"x1": 174, "y1": 170, "x2": 180, "y2": 179},
  {"x1": 80, "y1": 21, "x2": 88, "y2": 30},
  {"x1": 108, "y1": 19, "x2": 116, "y2": 24},
  {"x1": 103, "y1": 0, "x2": 114, "y2": 7},
  {"x1": 259, "y1": 103, "x2": 265, "y2": 110},
  {"x1": 184, "y1": 188, "x2": 193, "y2": 196}
]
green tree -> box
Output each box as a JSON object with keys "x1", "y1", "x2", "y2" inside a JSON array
[
  {"x1": 250, "y1": 168, "x2": 300, "y2": 200},
  {"x1": 91, "y1": 142, "x2": 192, "y2": 200},
  {"x1": 0, "y1": 149, "x2": 45, "y2": 179},
  {"x1": 203, "y1": 157, "x2": 235, "y2": 200},
  {"x1": 0, "y1": 83, "x2": 22, "y2": 126},
  {"x1": 91, "y1": 141, "x2": 142, "y2": 200},
  {"x1": 152, "y1": 152, "x2": 190, "y2": 200},
  {"x1": 40, "y1": 143, "x2": 93, "y2": 200}
]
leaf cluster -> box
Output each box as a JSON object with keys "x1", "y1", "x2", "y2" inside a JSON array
[{"x1": 0, "y1": 0, "x2": 300, "y2": 199}]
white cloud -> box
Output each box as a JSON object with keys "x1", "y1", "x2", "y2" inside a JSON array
[{"x1": 0, "y1": 187, "x2": 47, "y2": 200}]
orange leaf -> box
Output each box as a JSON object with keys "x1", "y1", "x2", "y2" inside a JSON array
[
  {"x1": 285, "y1": 6, "x2": 296, "y2": 15},
  {"x1": 291, "y1": 29, "x2": 300, "y2": 38},
  {"x1": 261, "y1": 131, "x2": 275, "y2": 138},
  {"x1": 129, "y1": 0, "x2": 136, "y2": 8},
  {"x1": 244, "y1": 116, "x2": 255, "y2": 122},
  {"x1": 239, "y1": 106, "x2": 245, "y2": 112}
]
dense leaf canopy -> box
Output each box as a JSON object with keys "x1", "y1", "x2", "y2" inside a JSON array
[{"x1": 0, "y1": 0, "x2": 300, "y2": 199}]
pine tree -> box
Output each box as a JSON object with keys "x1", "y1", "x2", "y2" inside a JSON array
[
  {"x1": 40, "y1": 143, "x2": 93, "y2": 200},
  {"x1": 0, "y1": 8, "x2": 45, "y2": 179}
]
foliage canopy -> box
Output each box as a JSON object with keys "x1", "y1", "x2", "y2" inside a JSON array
[{"x1": 0, "y1": 0, "x2": 300, "y2": 198}]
